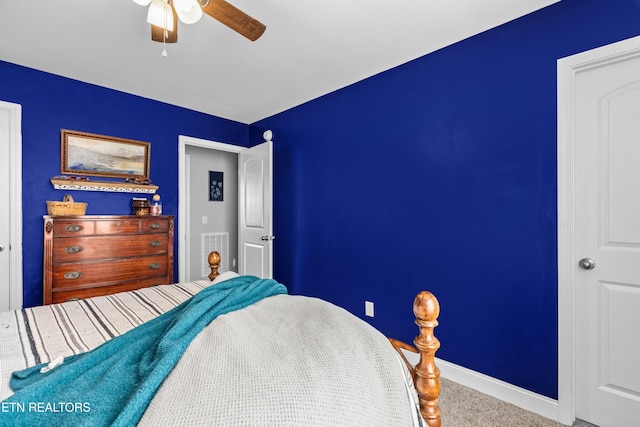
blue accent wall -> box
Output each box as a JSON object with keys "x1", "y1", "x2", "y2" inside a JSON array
[
  {"x1": 0, "y1": 61, "x2": 249, "y2": 308},
  {"x1": 3, "y1": 0, "x2": 640, "y2": 402},
  {"x1": 251, "y1": 0, "x2": 640, "y2": 399}
]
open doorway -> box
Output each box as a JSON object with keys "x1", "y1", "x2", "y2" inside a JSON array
[
  {"x1": 178, "y1": 136, "x2": 244, "y2": 282},
  {"x1": 178, "y1": 133, "x2": 274, "y2": 282}
]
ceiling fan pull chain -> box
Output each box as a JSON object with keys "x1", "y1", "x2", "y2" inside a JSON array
[
  {"x1": 161, "y1": 5, "x2": 169, "y2": 57},
  {"x1": 161, "y1": 28, "x2": 168, "y2": 55}
]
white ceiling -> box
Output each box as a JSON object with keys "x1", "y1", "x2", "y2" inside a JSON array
[{"x1": 0, "y1": 0, "x2": 559, "y2": 124}]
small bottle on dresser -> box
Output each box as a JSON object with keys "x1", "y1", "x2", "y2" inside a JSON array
[{"x1": 150, "y1": 194, "x2": 162, "y2": 216}]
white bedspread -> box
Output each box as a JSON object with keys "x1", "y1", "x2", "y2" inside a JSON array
[{"x1": 141, "y1": 294, "x2": 421, "y2": 426}]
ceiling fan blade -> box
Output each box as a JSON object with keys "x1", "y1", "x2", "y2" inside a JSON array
[
  {"x1": 151, "y1": 2, "x2": 178, "y2": 43},
  {"x1": 201, "y1": 0, "x2": 266, "y2": 41}
]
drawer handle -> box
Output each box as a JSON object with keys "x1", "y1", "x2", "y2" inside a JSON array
[
  {"x1": 64, "y1": 271, "x2": 83, "y2": 280},
  {"x1": 65, "y1": 297, "x2": 83, "y2": 302},
  {"x1": 149, "y1": 263, "x2": 161, "y2": 270},
  {"x1": 149, "y1": 240, "x2": 162, "y2": 247},
  {"x1": 149, "y1": 223, "x2": 161, "y2": 230},
  {"x1": 64, "y1": 245, "x2": 84, "y2": 254},
  {"x1": 64, "y1": 224, "x2": 84, "y2": 233}
]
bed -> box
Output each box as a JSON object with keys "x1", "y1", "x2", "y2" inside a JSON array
[{"x1": 0, "y1": 252, "x2": 441, "y2": 427}]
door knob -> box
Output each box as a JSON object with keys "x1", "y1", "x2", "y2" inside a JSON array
[
  {"x1": 261, "y1": 235, "x2": 275, "y2": 241},
  {"x1": 578, "y1": 258, "x2": 596, "y2": 270},
  {"x1": 0, "y1": 245, "x2": 4, "y2": 252}
]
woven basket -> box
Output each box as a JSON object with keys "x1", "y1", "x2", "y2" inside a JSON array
[{"x1": 46, "y1": 194, "x2": 87, "y2": 216}]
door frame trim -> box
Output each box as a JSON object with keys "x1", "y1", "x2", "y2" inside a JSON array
[
  {"x1": 557, "y1": 34, "x2": 640, "y2": 425},
  {"x1": 0, "y1": 100, "x2": 23, "y2": 310},
  {"x1": 177, "y1": 135, "x2": 244, "y2": 282}
]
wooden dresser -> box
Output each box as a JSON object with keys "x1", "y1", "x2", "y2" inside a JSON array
[{"x1": 43, "y1": 215, "x2": 174, "y2": 304}]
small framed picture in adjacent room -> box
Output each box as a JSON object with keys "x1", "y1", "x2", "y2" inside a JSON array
[{"x1": 209, "y1": 171, "x2": 223, "y2": 201}]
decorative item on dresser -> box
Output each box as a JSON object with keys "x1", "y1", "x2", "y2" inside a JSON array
[{"x1": 42, "y1": 215, "x2": 174, "y2": 304}]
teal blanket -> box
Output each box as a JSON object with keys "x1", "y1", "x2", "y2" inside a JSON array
[{"x1": 0, "y1": 275, "x2": 287, "y2": 427}]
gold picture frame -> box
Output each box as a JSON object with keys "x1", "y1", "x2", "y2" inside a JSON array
[{"x1": 61, "y1": 129, "x2": 151, "y2": 180}]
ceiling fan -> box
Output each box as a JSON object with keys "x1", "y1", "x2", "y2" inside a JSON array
[{"x1": 133, "y1": 0, "x2": 266, "y2": 44}]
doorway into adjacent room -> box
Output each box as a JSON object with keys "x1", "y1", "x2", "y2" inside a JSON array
[
  {"x1": 177, "y1": 135, "x2": 274, "y2": 282},
  {"x1": 184, "y1": 144, "x2": 239, "y2": 281}
]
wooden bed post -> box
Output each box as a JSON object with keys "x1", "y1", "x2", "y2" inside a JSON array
[
  {"x1": 413, "y1": 291, "x2": 441, "y2": 427},
  {"x1": 208, "y1": 251, "x2": 221, "y2": 281}
]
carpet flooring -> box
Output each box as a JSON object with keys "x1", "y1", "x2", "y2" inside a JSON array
[{"x1": 438, "y1": 377, "x2": 599, "y2": 427}]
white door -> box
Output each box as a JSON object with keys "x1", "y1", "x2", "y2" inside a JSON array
[
  {"x1": 238, "y1": 140, "x2": 273, "y2": 278},
  {"x1": 0, "y1": 107, "x2": 11, "y2": 311},
  {"x1": 570, "y1": 39, "x2": 640, "y2": 427},
  {"x1": 0, "y1": 101, "x2": 22, "y2": 311}
]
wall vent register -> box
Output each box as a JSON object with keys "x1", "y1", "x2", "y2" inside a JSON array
[{"x1": 201, "y1": 232, "x2": 229, "y2": 277}]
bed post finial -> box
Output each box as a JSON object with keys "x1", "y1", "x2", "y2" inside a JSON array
[
  {"x1": 208, "y1": 251, "x2": 221, "y2": 281},
  {"x1": 413, "y1": 291, "x2": 441, "y2": 427}
]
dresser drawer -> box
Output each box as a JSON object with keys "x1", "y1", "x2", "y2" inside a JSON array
[
  {"x1": 52, "y1": 255, "x2": 169, "y2": 289},
  {"x1": 51, "y1": 220, "x2": 97, "y2": 236},
  {"x1": 95, "y1": 218, "x2": 169, "y2": 235},
  {"x1": 53, "y1": 235, "x2": 169, "y2": 262},
  {"x1": 50, "y1": 217, "x2": 170, "y2": 237}
]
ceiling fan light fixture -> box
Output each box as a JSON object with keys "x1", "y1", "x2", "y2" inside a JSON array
[
  {"x1": 147, "y1": 0, "x2": 175, "y2": 31},
  {"x1": 133, "y1": 0, "x2": 152, "y2": 5},
  {"x1": 174, "y1": 0, "x2": 203, "y2": 24}
]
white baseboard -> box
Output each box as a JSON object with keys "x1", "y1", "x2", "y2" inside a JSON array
[{"x1": 401, "y1": 351, "x2": 562, "y2": 424}]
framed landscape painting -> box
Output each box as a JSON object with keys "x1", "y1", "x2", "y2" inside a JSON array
[{"x1": 61, "y1": 129, "x2": 151, "y2": 179}]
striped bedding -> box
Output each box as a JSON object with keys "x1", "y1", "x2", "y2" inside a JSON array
[{"x1": 0, "y1": 278, "x2": 220, "y2": 401}]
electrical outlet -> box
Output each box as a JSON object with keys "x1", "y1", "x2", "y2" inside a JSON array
[
  {"x1": 202, "y1": 216, "x2": 208, "y2": 224},
  {"x1": 365, "y1": 301, "x2": 374, "y2": 317}
]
